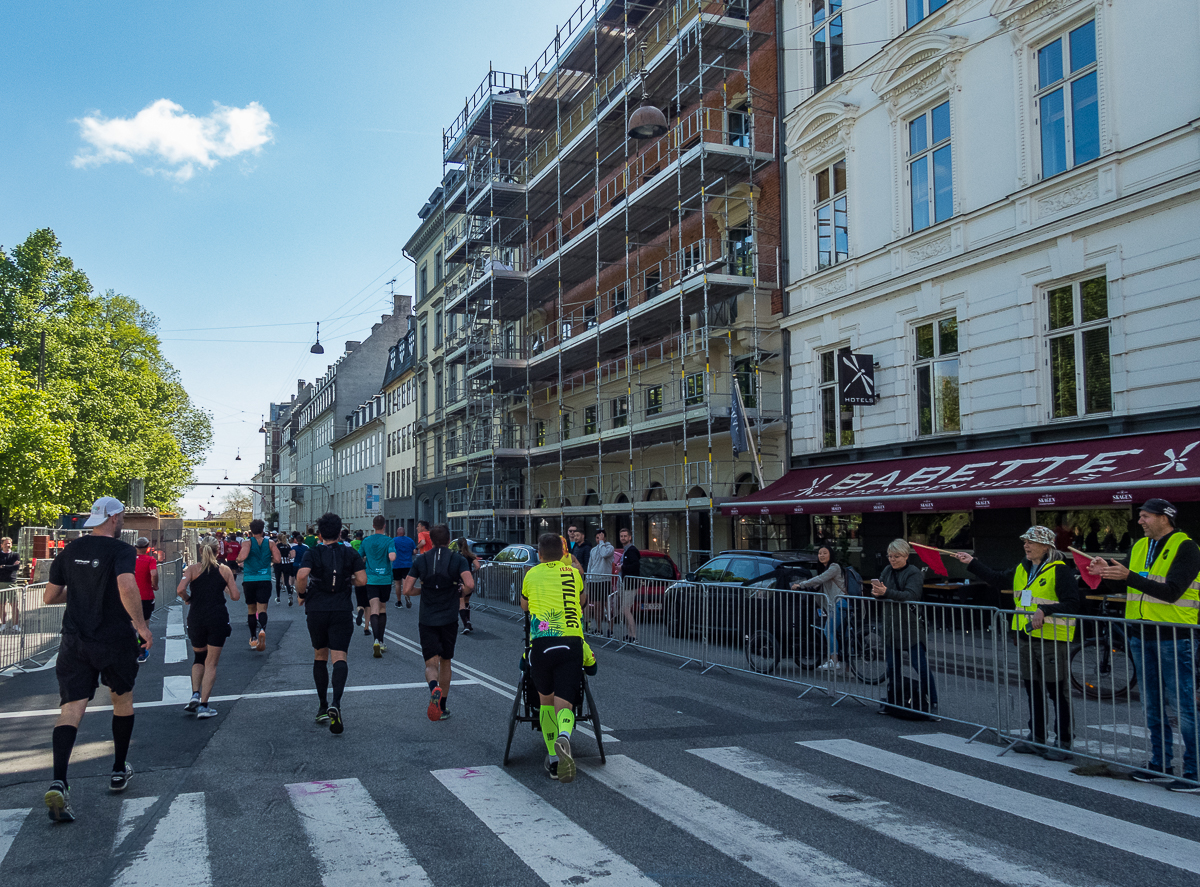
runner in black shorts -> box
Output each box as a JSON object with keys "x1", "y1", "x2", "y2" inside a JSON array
[
  {"x1": 43, "y1": 497, "x2": 152, "y2": 822},
  {"x1": 361, "y1": 515, "x2": 395, "y2": 657},
  {"x1": 296, "y1": 512, "x2": 366, "y2": 734},
  {"x1": 402, "y1": 524, "x2": 474, "y2": 722},
  {"x1": 238, "y1": 520, "x2": 280, "y2": 652},
  {"x1": 177, "y1": 542, "x2": 239, "y2": 718}
]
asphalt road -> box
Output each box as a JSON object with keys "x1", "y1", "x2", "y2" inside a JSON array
[{"x1": 0, "y1": 586, "x2": 1196, "y2": 887}]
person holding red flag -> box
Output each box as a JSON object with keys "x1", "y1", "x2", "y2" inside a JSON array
[
  {"x1": 870, "y1": 540, "x2": 938, "y2": 716},
  {"x1": 954, "y1": 527, "x2": 1078, "y2": 761}
]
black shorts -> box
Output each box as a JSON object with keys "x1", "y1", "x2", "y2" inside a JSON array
[
  {"x1": 141, "y1": 600, "x2": 154, "y2": 623},
  {"x1": 419, "y1": 622, "x2": 458, "y2": 662},
  {"x1": 56, "y1": 633, "x2": 139, "y2": 704},
  {"x1": 368, "y1": 583, "x2": 392, "y2": 603},
  {"x1": 188, "y1": 620, "x2": 231, "y2": 648},
  {"x1": 529, "y1": 636, "x2": 583, "y2": 705},
  {"x1": 392, "y1": 568, "x2": 408, "y2": 583},
  {"x1": 354, "y1": 586, "x2": 371, "y2": 610},
  {"x1": 307, "y1": 610, "x2": 353, "y2": 653},
  {"x1": 243, "y1": 581, "x2": 273, "y2": 605}
]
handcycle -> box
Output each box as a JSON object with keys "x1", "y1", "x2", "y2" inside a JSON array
[{"x1": 503, "y1": 616, "x2": 607, "y2": 767}]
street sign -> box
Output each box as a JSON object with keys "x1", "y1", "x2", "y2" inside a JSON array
[{"x1": 365, "y1": 483, "x2": 382, "y2": 515}]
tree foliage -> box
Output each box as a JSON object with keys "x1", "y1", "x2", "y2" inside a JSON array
[{"x1": 0, "y1": 228, "x2": 212, "y2": 526}]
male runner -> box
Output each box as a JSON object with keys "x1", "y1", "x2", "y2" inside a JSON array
[
  {"x1": 361, "y1": 515, "x2": 394, "y2": 657},
  {"x1": 303, "y1": 527, "x2": 318, "y2": 550},
  {"x1": 295, "y1": 512, "x2": 366, "y2": 734},
  {"x1": 274, "y1": 533, "x2": 294, "y2": 605},
  {"x1": 132, "y1": 538, "x2": 158, "y2": 663},
  {"x1": 520, "y1": 533, "x2": 586, "y2": 783},
  {"x1": 43, "y1": 497, "x2": 152, "y2": 822},
  {"x1": 237, "y1": 519, "x2": 280, "y2": 651},
  {"x1": 416, "y1": 520, "x2": 432, "y2": 556},
  {"x1": 392, "y1": 526, "x2": 416, "y2": 609},
  {"x1": 402, "y1": 525, "x2": 473, "y2": 721}
]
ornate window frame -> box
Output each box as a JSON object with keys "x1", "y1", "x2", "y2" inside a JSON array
[{"x1": 789, "y1": 100, "x2": 859, "y2": 278}]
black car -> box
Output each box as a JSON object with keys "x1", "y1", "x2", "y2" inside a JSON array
[{"x1": 466, "y1": 538, "x2": 508, "y2": 561}]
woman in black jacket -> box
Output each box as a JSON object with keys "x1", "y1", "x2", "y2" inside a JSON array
[{"x1": 870, "y1": 539, "x2": 938, "y2": 714}]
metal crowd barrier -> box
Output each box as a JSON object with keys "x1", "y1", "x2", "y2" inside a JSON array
[{"x1": 0, "y1": 582, "x2": 59, "y2": 673}]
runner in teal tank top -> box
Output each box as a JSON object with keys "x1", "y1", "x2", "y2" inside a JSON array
[{"x1": 237, "y1": 520, "x2": 281, "y2": 651}]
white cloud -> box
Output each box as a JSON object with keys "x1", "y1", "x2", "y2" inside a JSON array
[{"x1": 73, "y1": 98, "x2": 274, "y2": 181}]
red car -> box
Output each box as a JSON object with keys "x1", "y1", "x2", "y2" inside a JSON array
[{"x1": 610, "y1": 549, "x2": 681, "y2": 618}]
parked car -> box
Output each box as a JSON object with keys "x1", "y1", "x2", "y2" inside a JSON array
[
  {"x1": 465, "y1": 538, "x2": 508, "y2": 561},
  {"x1": 610, "y1": 550, "x2": 682, "y2": 617},
  {"x1": 475, "y1": 543, "x2": 538, "y2": 604}
]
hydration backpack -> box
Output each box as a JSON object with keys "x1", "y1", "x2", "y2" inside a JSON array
[{"x1": 844, "y1": 565, "x2": 865, "y2": 597}]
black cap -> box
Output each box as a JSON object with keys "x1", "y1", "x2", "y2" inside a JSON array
[{"x1": 1140, "y1": 498, "x2": 1178, "y2": 525}]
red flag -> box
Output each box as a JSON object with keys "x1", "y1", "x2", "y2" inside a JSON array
[
  {"x1": 1072, "y1": 550, "x2": 1103, "y2": 590},
  {"x1": 911, "y1": 543, "x2": 949, "y2": 577}
]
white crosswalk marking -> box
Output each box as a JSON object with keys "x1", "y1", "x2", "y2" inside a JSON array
[
  {"x1": 161, "y1": 676, "x2": 193, "y2": 704},
  {"x1": 802, "y1": 739, "x2": 1200, "y2": 876},
  {"x1": 113, "y1": 796, "x2": 158, "y2": 850},
  {"x1": 433, "y1": 765, "x2": 659, "y2": 887},
  {"x1": 285, "y1": 778, "x2": 432, "y2": 887},
  {"x1": 0, "y1": 809, "x2": 27, "y2": 868},
  {"x1": 164, "y1": 606, "x2": 187, "y2": 664},
  {"x1": 579, "y1": 755, "x2": 886, "y2": 887},
  {"x1": 111, "y1": 792, "x2": 210, "y2": 887},
  {"x1": 906, "y1": 733, "x2": 1200, "y2": 819},
  {"x1": 690, "y1": 746, "x2": 1102, "y2": 887}
]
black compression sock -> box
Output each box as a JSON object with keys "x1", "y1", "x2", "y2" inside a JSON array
[
  {"x1": 331, "y1": 660, "x2": 348, "y2": 707},
  {"x1": 248, "y1": 615, "x2": 259, "y2": 638},
  {"x1": 440, "y1": 689, "x2": 448, "y2": 712},
  {"x1": 111, "y1": 715, "x2": 134, "y2": 772},
  {"x1": 377, "y1": 612, "x2": 387, "y2": 637},
  {"x1": 313, "y1": 661, "x2": 329, "y2": 707},
  {"x1": 369, "y1": 614, "x2": 379, "y2": 641},
  {"x1": 51, "y1": 725, "x2": 77, "y2": 785},
  {"x1": 428, "y1": 679, "x2": 438, "y2": 692},
  {"x1": 459, "y1": 608, "x2": 469, "y2": 627},
  {"x1": 258, "y1": 612, "x2": 268, "y2": 631}
]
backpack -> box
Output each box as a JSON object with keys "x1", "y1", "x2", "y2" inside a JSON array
[
  {"x1": 882, "y1": 675, "x2": 934, "y2": 720},
  {"x1": 844, "y1": 565, "x2": 865, "y2": 597},
  {"x1": 306, "y1": 545, "x2": 353, "y2": 597},
  {"x1": 418, "y1": 548, "x2": 459, "y2": 594}
]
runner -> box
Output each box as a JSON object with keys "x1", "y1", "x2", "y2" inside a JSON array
[
  {"x1": 177, "y1": 541, "x2": 239, "y2": 718},
  {"x1": 132, "y1": 538, "x2": 158, "y2": 663},
  {"x1": 290, "y1": 531, "x2": 310, "y2": 602},
  {"x1": 295, "y1": 512, "x2": 366, "y2": 734},
  {"x1": 237, "y1": 519, "x2": 280, "y2": 651},
  {"x1": 351, "y1": 530, "x2": 364, "y2": 552},
  {"x1": 42, "y1": 497, "x2": 151, "y2": 823},
  {"x1": 402, "y1": 524, "x2": 473, "y2": 722},
  {"x1": 392, "y1": 526, "x2": 416, "y2": 610},
  {"x1": 456, "y1": 537, "x2": 480, "y2": 634},
  {"x1": 303, "y1": 527, "x2": 318, "y2": 550},
  {"x1": 224, "y1": 534, "x2": 242, "y2": 574},
  {"x1": 520, "y1": 533, "x2": 586, "y2": 783},
  {"x1": 274, "y1": 533, "x2": 294, "y2": 605},
  {"x1": 416, "y1": 520, "x2": 432, "y2": 556},
  {"x1": 361, "y1": 515, "x2": 394, "y2": 657}
]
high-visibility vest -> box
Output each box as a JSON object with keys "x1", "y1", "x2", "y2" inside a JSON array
[
  {"x1": 1011, "y1": 559, "x2": 1075, "y2": 642},
  {"x1": 1124, "y1": 532, "x2": 1200, "y2": 626}
]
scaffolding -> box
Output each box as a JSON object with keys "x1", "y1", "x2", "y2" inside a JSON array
[{"x1": 435, "y1": 0, "x2": 782, "y2": 568}]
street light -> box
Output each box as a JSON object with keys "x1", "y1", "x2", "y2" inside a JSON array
[
  {"x1": 235, "y1": 449, "x2": 242, "y2": 461},
  {"x1": 627, "y1": 42, "x2": 668, "y2": 139},
  {"x1": 310, "y1": 322, "x2": 325, "y2": 355}
]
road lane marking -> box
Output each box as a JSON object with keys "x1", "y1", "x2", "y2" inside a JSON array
[
  {"x1": 161, "y1": 676, "x2": 193, "y2": 703},
  {"x1": 0, "y1": 809, "x2": 28, "y2": 868},
  {"x1": 0, "y1": 679, "x2": 478, "y2": 720},
  {"x1": 114, "y1": 796, "x2": 158, "y2": 851},
  {"x1": 111, "y1": 792, "x2": 209, "y2": 887},
  {"x1": 286, "y1": 777, "x2": 432, "y2": 887},
  {"x1": 579, "y1": 755, "x2": 886, "y2": 887},
  {"x1": 433, "y1": 765, "x2": 659, "y2": 886},
  {"x1": 690, "y1": 746, "x2": 1101, "y2": 887},
  {"x1": 801, "y1": 739, "x2": 1200, "y2": 876},
  {"x1": 905, "y1": 733, "x2": 1200, "y2": 819},
  {"x1": 164, "y1": 606, "x2": 187, "y2": 663}
]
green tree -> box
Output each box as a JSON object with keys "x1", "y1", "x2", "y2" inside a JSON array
[{"x1": 0, "y1": 354, "x2": 74, "y2": 527}]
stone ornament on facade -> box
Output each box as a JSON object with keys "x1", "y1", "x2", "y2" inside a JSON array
[
  {"x1": 905, "y1": 236, "x2": 953, "y2": 263},
  {"x1": 813, "y1": 274, "x2": 848, "y2": 298},
  {"x1": 1035, "y1": 176, "x2": 1099, "y2": 217}
]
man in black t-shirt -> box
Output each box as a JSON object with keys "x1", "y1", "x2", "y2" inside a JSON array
[
  {"x1": 296, "y1": 512, "x2": 366, "y2": 735},
  {"x1": 42, "y1": 497, "x2": 151, "y2": 823},
  {"x1": 402, "y1": 524, "x2": 474, "y2": 722}
]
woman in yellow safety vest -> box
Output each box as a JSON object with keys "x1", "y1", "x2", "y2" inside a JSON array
[{"x1": 955, "y1": 526, "x2": 1078, "y2": 761}]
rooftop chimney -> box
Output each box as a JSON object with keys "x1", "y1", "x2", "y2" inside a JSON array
[
  {"x1": 345, "y1": 341, "x2": 361, "y2": 353},
  {"x1": 371, "y1": 323, "x2": 382, "y2": 333},
  {"x1": 394, "y1": 294, "x2": 412, "y2": 317}
]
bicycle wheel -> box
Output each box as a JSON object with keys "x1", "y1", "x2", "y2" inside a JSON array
[
  {"x1": 848, "y1": 623, "x2": 887, "y2": 685},
  {"x1": 1070, "y1": 636, "x2": 1135, "y2": 699},
  {"x1": 746, "y1": 629, "x2": 780, "y2": 674}
]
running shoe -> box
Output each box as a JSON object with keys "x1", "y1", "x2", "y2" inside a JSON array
[
  {"x1": 275, "y1": 594, "x2": 280, "y2": 603},
  {"x1": 315, "y1": 707, "x2": 330, "y2": 725},
  {"x1": 363, "y1": 623, "x2": 370, "y2": 636},
  {"x1": 288, "y1": 593, "x2": 294, "y2": 607},
  {"x1": 249, "y1": 636, "x2": 258, "y2": 648},
  {"x1": 196, "y1": 705, "x2": 218, "y2": 719},
  {"x1": 438, "y1": 710, "x2": 451, "y2": 720},
  {"x1": 327, "y1": 705, "x2": 343, "y2": 735},
  {"x1": 373, "y1": 642, "x2": 385, "y2": 658},
  {"x1": 44, "y1": 782, "x2": 74, "y2": 823},
  {"x1": 554, "y1": 735, "x2": 575, "y2": 784},
  {"x1": 184, "y1": 691, "x2": 201, "y2": 713},
  {"x1": 544, "y1": 757, "x2": 559, "y2": 780},
  {"x1": 461, "y1": 625, "x2": 473, "y2": 635},
  {"x1": 110, "y1": 763, "x2": 133, "y2": 793},
  {"x1": 355, "y1": 608, "x2": 364, "y2": 626},
  {"x1": 1131, "y1": 764, "x2": 1173, "y2": 783},
  {"x1": 1167, "y1": 779, "x2": 1199, "y2": 793},
  {"x1": 256, "y1": 629, "x2": 266, "y2": 652},
  {"x1": 427, "y1": 687, "x2": 442, "y2": 722},
  {"x1": 137, "y1": 648, "x2": 149, "y2": 664},
  {"x1": 404, "y1": 595, "x2": 412, "y2": 609}
]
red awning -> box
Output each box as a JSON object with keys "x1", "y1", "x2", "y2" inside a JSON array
[{"x1": 723, "y1": 429, "x2": 1200, "y2": 516}]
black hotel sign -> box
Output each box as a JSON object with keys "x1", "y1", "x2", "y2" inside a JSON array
[{"x1": 838, "y1": 350, "x2": 877, "y2": 405}]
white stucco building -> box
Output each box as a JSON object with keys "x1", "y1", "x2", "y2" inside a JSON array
[
  {"x1": 382, "y1": 327, "x2": 418, "y2": 536},
  {"x1": 753, "y1": 0, "x2": 1200, "y2": 566}
]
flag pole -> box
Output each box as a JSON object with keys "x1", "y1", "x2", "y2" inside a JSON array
[{"x1": 733, "y1": 380, "x2": 765, "y2": 490}]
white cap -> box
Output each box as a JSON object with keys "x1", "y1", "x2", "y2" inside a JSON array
[{"x1": 83, "y1": 496, "x2": 125, "y2": 528}]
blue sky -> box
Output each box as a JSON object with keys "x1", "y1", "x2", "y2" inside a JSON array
[{"x1": 1, "y1": 0, "x2": 577, "y2": 519}]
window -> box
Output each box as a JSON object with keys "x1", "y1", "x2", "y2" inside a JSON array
[
  {"x1": 1036, "y1": 20, "x2": 1099, "y2": 179},
  {"x1": 434, "y1": 372, "x2": 443, "y2": 410},
  {"x1": 584, "y1": 405, "x2": 597, "y2": 435},
  {"x1": 684, "y1": 372, "x2": 705, "y2": 406},
  {"x1": 561, "y1": 413, "x2": 572, "y2": 441},
  {"x1": 815, "y1": 159, "x2": 848, "y2": 268},
  {"x1": 727, "y1": 105, "x2": 749, "y2": 148},
  {"x1": 915, "y1": 317, "x2": 960, "y2": 436},
  {"x1": 907, "y1": 0, "x2": 947, "y2": 28},
  {"x1": 812, "y1": 0, "x2": 843, "y2": 92},
  {"x1": 646, "y1": 385, "x2": 663, "y2": 417},
  {"x1": 727, "y1": 224, "x2": 753, "y2": 276},
  {"x1": 645, "y1": 269, "x2": 661, "y2": 299},
  {"x1": 420, "y1": 381, "x2": 428, "y2": 417},
  {"x1": 535, "y1": 420, "x2": 546, "y2": 446},
  {"x1": 435, "y1": 311, "x2": 443, "y2": 347},
  {"x1": 613, "y1": 283, "x2": 628, "y2": 315},
  {"x1": 1046, "y1": 275, "x2": 1111, "y2": 418},
  {"x1": 584, "y1": 303, "x2": 597, "y2": 330},
  {"x1": 420, "y1": 323, "x2": 427, "y2": 358},
  {"x1": 811, "y1": 513, "x2": 862, "y2": 549},
  {"x1": 611, "y1": 396, "x2": 628, "y2": 428},
  {"x1": 434, "y1": 249, "x2": 443, "y2": 285},
  {"x1": 908, "y1": 100, "x2": 952, "y2": 231},
  {"x1": 734, "y1": 358, "x2": 759, "y2": 409},
  {"x1": 906, "y1": 512, "x2": 973, "y2": 550},
  {"x1": 819, "y1": 350, "x2": 854, "y2": 447},
  {"x1": 419, "y1": 264, "x2": 428, "y2": 300}
]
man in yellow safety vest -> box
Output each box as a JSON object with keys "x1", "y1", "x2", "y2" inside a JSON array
[{"x1": 1093, "y1": 498, "x2": 1199, "y2": 793}]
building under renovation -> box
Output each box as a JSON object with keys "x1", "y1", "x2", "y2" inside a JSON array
[{"x1": 410, "y1": 0, "x2": 785, "y2": 568}]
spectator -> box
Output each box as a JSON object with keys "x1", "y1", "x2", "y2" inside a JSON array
[
  {"x1": 956, "y1": 527, "x2": 1077, "y2": 761},
  {"x1": 571, "y1": 528, "x2": 591, "y2": 586},
  {"x1": 0, "y1": 536, "x2": 21, "y2": 634},
  {"x1": 793, "y1": 545, "x2": 847, "y2": 672},
  {"x1": 618, "y1": 528, "x2": 640, "y2": 644},
  {"x1": 132, "y1": 538, "x2": 159, "y2": 664},
  {"x1": 587, "y1": 529, "x2": 614, "y2": 633},
  {"x1": 870, "y1": 539, "x2": 938, "y2": 716}
]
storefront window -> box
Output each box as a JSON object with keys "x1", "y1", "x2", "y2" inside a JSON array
[
  {"x1": 647, "y1": 514, "x2": 672, "y2": 557},
  {"x1": 736, "y1": 515, "x2": 791, "y2": 551},
  {"x1": 905, "y1": 511, "x2": 972, "y2": 550},
  {"x1": 810, "y1": 514, "x2": 862, "y2": 550},
  {"x1": 1034, "y1": 507, "x2": 1134, "y2": 554}
]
